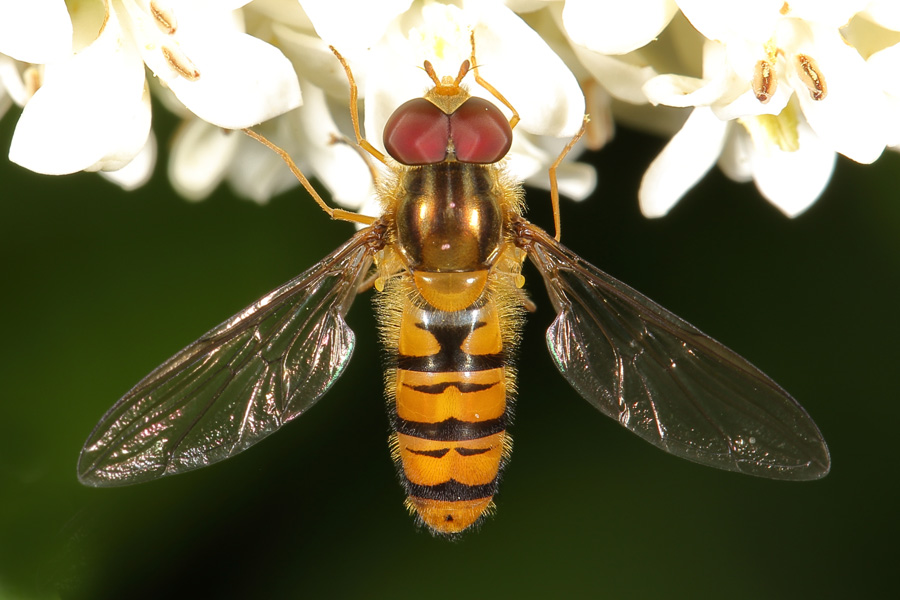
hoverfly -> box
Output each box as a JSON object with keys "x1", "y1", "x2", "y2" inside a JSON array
[{"x1": 78, "y1": 38, "x2": 830, "y2": 536}]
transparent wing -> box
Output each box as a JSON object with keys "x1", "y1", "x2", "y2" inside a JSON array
[
  {"x1": 78, "y1": 227, "x2": 378, "y2": 486},
  {"x1": 517, "y1": 220, "x2": 830, "y2": 480}
]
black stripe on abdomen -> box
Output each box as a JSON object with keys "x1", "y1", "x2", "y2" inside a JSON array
[
  {"x1": 407, "y1": 447, "x2": 451, "y2": 458},
  {"x1": 396, "y1": 317, "x2": 506, "y2": 373},
  {"x1": 397, "y1": 352, "x2": 504, "y2": 372},
  {"x1": 404, "y1": 478, "x2": 497, "y2": 501},
  {"x1": 395, "y1": 415, "x2": 507, "y2": 441},
  {"x1": 403, "y1": 380, "x2": 499, "y2": 394}
]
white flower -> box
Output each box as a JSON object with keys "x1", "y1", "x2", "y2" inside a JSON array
[
  {"x1": 562, "y1": 0, "x2": 678, "y2": 56},
  {"x1": 849, "y1": 7, "x2": 900, "y2": 148},
  {"x1": 228, "y1": 75, "x2": 374, "y2": 209},
  {"x1": 102, "y1": 131, "x2": 160, "y2": 191},
  {"x1": 0, "y1": 55, "x2": 31, "y2": 121},
  {"x1": 675, "y1": 0, "x2": 887, "y2": 164},
  {"x1": 118, "y1": 0, "x2": 301, "y2": 129},
  {"x1": 4, "y1": 0, "x2": 898, "y2": 222},
  {"x1": 860, "y1": 0, "x2": 900, "y2": 31},
  {"x1": 639, "y1": 101, "x2": 836, "y2": 218},
  {"x1": 0, "y1": 1, "x2": 72, "y2": 64},
  {"x1": 3, "y1": 1, "x2": 300, "y2": 184},
  {"x1": 169, "y1": 0, "x2": 595, "y2": 213},
  {"x1": 630, "y1": 1, "x2": 887, "y2": 217},
  {"x1": 169, "y1": 1, "x2": 378, "y2": 207},
  {"x1": 868, "y1": 47, "x2": 900, "y2": 149},
  {"x1": 4, "y1": 2, "x2": 150, "y2": 176},
  {"x1": 639, "y1": 39, "x2": 837, "y2": 217}
]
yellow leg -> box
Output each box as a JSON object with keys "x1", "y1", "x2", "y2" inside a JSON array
[
  {"x1": 465, "y1": 30, "x2": 587, "y2": 242},
  {"x1": 468, "y1": 31, "x2": 520, "y2": 131},
  {"x1": 549, "y1": 116, "x2": 590, "y2": 242},
  {"x1": 241, "y1": 128, "x2": 377, "y2": 226},
  {"x1": 329, "y1": 46, "x2": 387, "y2": 165}
]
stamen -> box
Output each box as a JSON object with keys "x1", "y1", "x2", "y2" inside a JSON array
[
  {"x1": 752, "y1": 59, "x2": 777, "y2": 104},
  {"x1": 150, "y1": 1, "x2": 177, "y2": 35},
  {"x1": 23, "y1": 65, "x2": 42, "y2": 98},
  {"x1": 795, "y1": 54, "x2": 827, "y2": 101},
  {"x1": 162, "y1": 45, "x2": 200, "y2": 81}
]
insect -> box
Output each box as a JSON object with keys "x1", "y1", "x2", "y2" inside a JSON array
[{"x1": 78, "y1": 39, "x2": 831, "y2": 536}]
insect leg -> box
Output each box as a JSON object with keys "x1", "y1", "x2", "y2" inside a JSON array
[
  {"x1": 548, "y1": 116, "x2": 590, "y2": 241},
  {"x1": 468, "y1": 31, "x2": 520, "y2": 131},
  {"x1": 329, "y1": 46, "x2": 388, "y2": 166},
  {"x1": 241, "y1": 128, "x2": 378, "y2": 226}
]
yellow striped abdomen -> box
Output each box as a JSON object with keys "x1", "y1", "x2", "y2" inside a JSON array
[{"x1": 389, "y1": 286, "x2": 513, "y2": 534}]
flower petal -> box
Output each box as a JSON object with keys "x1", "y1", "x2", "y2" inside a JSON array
[
  {"x1": 0, "y1": 85, "x2": 11, "y2": 120},
  {"x1": 171, "y1": 34, "x2": 301, "y2": 128},
  {"x1": 508, "y1": 133, "x2": 597, "y2": 201},
  {"x1": 643, "y1": 73, "x2": 731, "y2": 107},
  {"x1": 677, "y1": 0, "x2": 783, "y2": 44},
  {"x1": 228, "y1": 128, "x2": 302, "y2": 204},
  {"x1": 868, "y1": 44, "x2": 900, "y2": 145},
  {"x1": 562, "y1": 0, "x2": 677, "y2": 55},
  {"x1": 786, "y1": 25, "x2": 887, "y2": 163},
  {"x1": 867, "y1": 43, "x2": 900, "y2": 97},
  {"x1": 301, "y1": 0, "x2": 413, "y2": 54},
  {"x1": 289, "y1": 79, "x2": 375, "y2": 211},
  {"x1": 862, "y1": 0, "x2": 900, "y2": 31},
  {"x1": 226, "y1": 81, "x2": 376, "y2": 210},
  {"x1": 750, "y1": 121, "x2": 835, "y2": 217},
  {"x1": 573, "y1": 48, "x2": 659, "y2": 104},
  {"x1": 465, "y1": 0, "x2": 585, "y2": 136},
  {"x1": 168, "y1": 119, "x2": 240, "y2": 201},
  {"x1": 0, "y1": 0, "x2": 72, "y2": 63},
  {"x1": 717, "y1": 128, "x2": 753, "y2": 182},
  {"x1": 782, "y1": 0, "x2": 868, "y2": 27},
  {"x1": 639, "y1": 106, "x2": 728, "y2": 217},
  {"x1": 269, "y1": 23, "x2": 356, "y2": 98},
  {"x1": 101, "y1": 132, "x2": 157, "y2": 191},
  {"x1": 0, "y1": 54, "x2": 30, "y2": 106},
  {"x1": 9, "y1": 12, "x2": 150, "y2": 174},
  {"x1": 128, "y1": 6, "x2": 301, "y2": 129},
  {"x1": 525, "y1": 160, "x2": 597, "y2": 203}
]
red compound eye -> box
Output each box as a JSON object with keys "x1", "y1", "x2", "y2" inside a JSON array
[
  {"x1": 383, "y1": 98, "x2": 450, "y2": 165},
  {"x1": 449, "y1": 97, "x2": 513, "y2": 164}
]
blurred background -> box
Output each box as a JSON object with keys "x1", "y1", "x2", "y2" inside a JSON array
[{"x1": 0, "y1": 108, "x2": 897, "y2": 599}]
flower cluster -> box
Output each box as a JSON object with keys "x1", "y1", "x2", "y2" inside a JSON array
[{"x1": 2, "y1": 1, "x2": 898, "y2": 218}]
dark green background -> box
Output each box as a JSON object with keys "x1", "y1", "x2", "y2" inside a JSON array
[{"x1": 1, "y1": 111, "x2": 896, "y2": 599}]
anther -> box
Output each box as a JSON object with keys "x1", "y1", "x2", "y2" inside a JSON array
[
  {"x1": 162, "y1": 45, "x2": 200, "y2": 81},
  {"x1": 150, "y1": 0, "x2": 177, "y2": 35},
  {"x1": 795, "y1": 54, "x2": 827, "y2": 101},
  {"x1": 752, "y1": 59, "x2": 777, "y2": 104}
]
